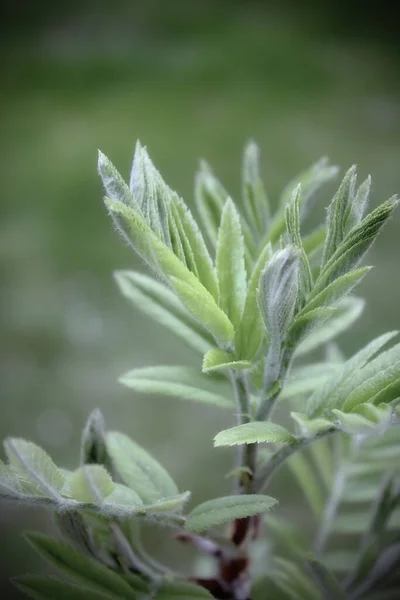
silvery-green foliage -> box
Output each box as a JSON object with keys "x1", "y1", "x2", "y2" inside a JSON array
[{"x1": 3, "y1": 141, "x2": 400, "y2": 600}]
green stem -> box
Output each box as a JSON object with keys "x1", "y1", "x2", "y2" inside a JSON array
[
  {"x1": 257, "y1": 345, "x2": 293, "y2": 421},
  {"x1": 254, "y1": 428, "x2": 337, "y2": 493},
  {"x1": 231, "y1": 373, "x2": 256, "y2": 493},
  {"x1": 110, "y1": 523, "x2": 159, "y2": 580}
]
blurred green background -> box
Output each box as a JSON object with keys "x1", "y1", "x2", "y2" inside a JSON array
[{"x1": 1, "y1": 1, "x2": 400, "y2": 596}]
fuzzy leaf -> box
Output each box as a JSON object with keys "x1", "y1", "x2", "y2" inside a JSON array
[
  {"x1": 291, "y1": 413, "x2": 335, "y2": 437},
  {"x1": 280, "y1": 157, "x2": 339, "y2": 212},
  {"x1": 195, "y1": 161, "x2": 227, "y2": 247},
  {"x1": 142, "y1": 491, "x2": 191, "y2": 515},
  {"x1": 0, "y1": 459, "x2": 22, "y2": 498},
  {"x1": 306, "y1": 331, "x2": 399, "y2": 417},
  {"x1": 171, "y1": 196, "x2": 219, "y2": 300},
  {"x1": 304, "y1": 266, "x2": 371, "y2": 313},
  {"x1": 242, "y1": 140, "x2": 270, "y2": 236},
  {"x1": 322, "y1": 165, "x2": 357, "y2": 268},
  {"x1": 316, "y1": 196, "x2": 399, "y2": 291},
  {"x1": 185, "y1": 495, "x2": 277, "y2": 533},
  {"x1": 25, "y1": 533, "x2": 136, "y2": 598},
  {"x1": 202, "y1": 348, "x2": 251, "y2": 373},
  {"x1": 106, "y1": 432, "x2": 179, "y2": 504},
  {"x1": 332, "y1": 406, "x2": 392, "y2": 434},
  {"x1": 69, "y1": 465, "x2": 114, "y2": 503},
  {"x1": 4, "y1": 438, "x2": 64, "y2": 500},
  {"x1": 288, "y1": 452, "x2": 325, "y2": 518},
  {"x1": 342, "y1": 360, "x2": 400, "y2": 412},
  {"x1": 106, "y1": 199, "x2": 233, "y2": 344},
  {"x1": 104, "y1": 482, "x2": 143, "y2": 510},
  {"x1": 287, "y1": 306, "x2": 337, "y2": 346},
  {"x1": 115, "y1": 270, "x2": 213, "y2": 354},
  {"x1": 285, "y1": 184, "x2": 313, "y2": 303},
  {"x1": 80, "y1": 409, "x2": 107, "y2": 466},
  {"x1": 347, "y1": 175, "x2": 371, "y2": 230},
  {"x1": 258, "y1": 246, "x2": 301, "y2": 348},
  {"x1": 214, "y1": 422, "x2": 294, "y2": 447},
  {"x1": 12, "y1": 576, "x2": 118, "y2": 600},
  {"x1": 169, "y1": 276, "x2": 234, "y2": 343},
  {"x1": 128, "y1": 141, "x2": 172, "y2": 243},
  {"x1": 235, "y1": 242, "x2": 273, "y2": 359},
  {"x1": 280, "y1": 363, "x2": 339, "y2": 399},
  {"x1": 119, "y1": 365, "x2": 231, "y2": 408},
  {"x1": 104, "y1": 196, "x2": 160, "y2": 266},
  {"x1": 302, "y1": 225, "x2": 326, "y2": 258},
  {"x1": 216, "y1": 198, "x2": 247, "y2": 327},
  {"x1": 295, "y1": 296, "x2": 365, "y2": 356},
  {"x1": 98, "y1": 151, "x2": 137, "y2": 210}
]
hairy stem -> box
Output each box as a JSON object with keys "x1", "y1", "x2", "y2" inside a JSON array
[
  {"x1": 110, "y1": 523, "x2": 159, "y2": 580},
  {"x1": 254, "y1": 428, "x2": 337, "y2": 493},
  {"x1": 256, "y1": 345, "x2": 293, "y2": 421},
  {"x1": 231, "y1": 373, "x2": 256, "y2": 494}
]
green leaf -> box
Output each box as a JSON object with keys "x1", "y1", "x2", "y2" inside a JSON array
[
  {"x1": 216, "y1": 198, "x2": 247, "y2": 327},
  {"x1": 290, "y1": 413, "x2": 335, "y2": 437},
  {"x1": 128, "y1": 141, "x2": 172, "y2": 243},
  {"x1": 142, "y1": 491, "x2": 191, "y2": 515},
  {"x1": 0, "y1": 458, "x2": 22, "y2": 498},
  {"x1": 287, "y1": 306, "x2": 337, "y2": 347},
  {"x1": 280, "y1": 157, "x2": 339, "y2": 212},
  {"x1": 114, "y1": 270, "x2": 213, "y2": 354},
  {"x1": 321, "y1": 165, "x2": 357, "y2": 268},
  {"x1": 258, "y1": 246, "x2": 301, "y2": 348},
  {"x1": 343, "y1": 360, "x2": 400, "y2": 412},
  {"x1": 98, "y1": 150, "x2": 138, "y2": 211},
  {"x1": 106, "y1": 432, "x2": 179, "y2": 504},
  {"x1": 169, "y1": 275, "x2": 234, "y2": 343},
  {"x1": 104, "y1": 482, "x2": 143, "y2": 510},
  {"x1": 317, "y1": 195, "x2": 399, "y2": 290},
  {"x1": 104, "y1": 196, "x2": 159, "y2": 266},
  {"x1": 235, "y1": 242, "x2": 273, "y2": 360},
  {"x1": 185, "y1": 494, "x2": 277, "y2": 533},
  {"x1": 119, "y1": 365, "x2": 231, "y2": 409},
  {"x1": 25, "y1": 533, "x2": 136, "y2": 598},
  {"x1": 302, "y1": 225, "x2": 326, "y2": 258},
  {"x1": 202, "y1": 348, "x2": 251, "y2": 373},
  {"x1": 106, "y1": 199, "x2": 233, "y2": 344},
  {"x1": 214, "y1": 422, "x2": 295, "y2": 447},
  {"x1": 332, "y1": 406, "x2": 392, "y2": 435},
  {"x1": 4, "y1": 438, "x2": 64, "y2": 500},
  {"x1": 194, "y1": 160, "x2": 227, "y2": 247},
  {"x1": 69, "y1": 465, "x2": 115, "y2": 503},
  {"x1": 155, "y1": 579, "x2": 214, "y2": 599},
  {"x1": 304, "y1": 266, "x2": 371, "y2": 313},
  {"x1": 280, "y1": 363, "x2": 338, "y2": 400},
  {"x1": 306, "y1": 558, "x2": 347, "y2": 600},
  {"x1": 242, "y1": 140, "x2": 270, "y2": 236},
  {"x1": 295, "y1": 296, "x2": 365, "y2": 356},
  {"x1": 287, "y1": 452, "x2": 324, "y2": 518},
  {"x1": 80, "y1": 409, "x2": 107, "y2": 466},
  {"x1": 347, "y1": 175, "x2": 371, "y2": 230},
  {"x1": 306, "y1": 331, "x2": 399, "y2": 417},
  {"x1": 171, "y1": 196, "x2": 219, "y2": 300},
  {"x1": 285, "y1": 185, "x2": 313, "y2": 306},
  {"x1": 12, "y1": 576, "x2": 118, "y2": 600}
]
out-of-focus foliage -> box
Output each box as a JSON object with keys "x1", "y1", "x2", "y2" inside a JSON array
[{"x1": 1, "y1": 1, "x2": 400, "y2": 598}]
